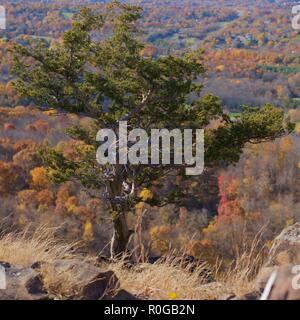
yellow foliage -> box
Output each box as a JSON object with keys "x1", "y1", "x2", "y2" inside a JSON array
[
  {"x1": 65, "y1": 196, "x2": 78, "y2": 214},
  {"x1": 135, "y1": 202, "x2": 145, "y2": 210},
  {"x1": 30, "y1": 167, "x2": 50, "y2": 189},
  {"x1": 149, "y1": 225, "x2": 173, "y2": 254},
  {"x1": 216, "y1": 65, "x2": 225, "y2": 72},
  {"x1": 43, "y1": 109, "x2": 57, "y2": 116},
  {"x1": 140, "y1": 188, "x2": 153, "y2": 201},
  {"x1": 150, "y1": 225, "x2": 172, "y2": 238},
  {"x1": 295, "y1": 123, "x2": 300, "y2": 135},
  {"x1": 83, "y1": 221, "x2": 94, "y2": 242},
  {"x1": 202, "y1": 220, "x2": 217, "y2": 235},
  {"x1": 168, "y1": 292, "x2": 178, "y2": 300}
]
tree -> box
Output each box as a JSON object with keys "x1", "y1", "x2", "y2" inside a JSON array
[
  {"x1": 30, "y1": 166, "x2": 51, "y2": 190},
  {"x1": 12, "y1": 1, "x2": 293, "y2": 258}
]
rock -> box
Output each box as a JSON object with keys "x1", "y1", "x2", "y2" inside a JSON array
[
  {"x1": 50, "y1": 259, "x2": 120, "y2": 300},
  {"x1": 255, "y1": 223, "x2": 300, "y2": 299},
  {"x1": 266, "y1": 223, "x2": 300, "y2": 267},
  {"x1": 25, "y1": 273, "x2": 46, "y2": 295},
  {"x1": 147, "y1": 256, "x2": 162, "y2": 264},
  {"x1": 0, "y1": 262, "x2": 11, "y2": 269},
  {"x1": 0, "y1": 259, "x2": 137, "y2": 300},
  {"x1": 31, "y1": 261, "x2": 43, "y2": 270},
  {"x1": 219, "y1": 293, "x2": 236, "y2": 300},
  {"x1": 103, "y1": 289, "x2": 139, "y2": 300},
  {"x1": 234, "y1": 291, "x2": 261, "y2": 300},
  {"x1": 219, "y1": 290, "x2": 260, "y2": 301},
  {"x1": 255, "y1": 266, "x2": 280, "y2": 290},
  {"x1": 260, "y1": 265, "x2": 300, "y2": 300},
  {"x1": 0, "y1": 266, "x2": 48, "y2": 300},
  {"x1": 82, "y1": 270, "x2": 118, "y2": 300},
  {"x1": 96, "y1": 255, "x2": 112, "y2": 264}
]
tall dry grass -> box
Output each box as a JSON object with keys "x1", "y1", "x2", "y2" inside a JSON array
[
  {"x1": 0, "y1": 226, "x2": 91, "y2": 298},
  {"x1": 107, "y1": 255, "x2": 214, "y2": 300},
  {"x1": 108, "y1": 233, "x2": 266, "y2": 300},
  {"x1": 0, "y1": 225, "x2": 79, "y2": 267},
  {"x1": 0, "y1": 225, "x2": 266, "y2": 300}
]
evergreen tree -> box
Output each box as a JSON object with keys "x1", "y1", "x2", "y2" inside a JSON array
[{"x1": 12, "y1": 1, "x2": 293, "y2": 257}]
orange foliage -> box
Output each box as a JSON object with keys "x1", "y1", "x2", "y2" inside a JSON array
[
  {"x1": 30, "y1": 167, "x2": 50, "y2": 189},
  {"x1": 37, "y1": 190, "x2": 55, "y2": 207}
]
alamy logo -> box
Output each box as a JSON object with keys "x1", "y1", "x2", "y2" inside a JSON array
[
  {"x1": 0, "y1": 265, "x2": 6, "y2": 290},
  {"x1": 96, "y1": 122, "x2": 204, "y2": 176},
  {"x1": 0, "y1": 6, "x2": 6, "y2": 30},
  {"x1": 292, "y1": 4, "x2": 300, "y2": 30}
]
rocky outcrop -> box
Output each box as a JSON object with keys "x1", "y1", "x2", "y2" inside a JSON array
[
  {"x1": 266, "y1": 223, "x2": 300, "y2": 267},
  {"x1": 224, "y1": 292, "x2": 261, "y2": 301},
  {"x1": 260, "y1": 265, "x2": 300, "y2": 300},
  {"x1": 0, "y1": 262, "x2": 48, "y2": 300},
  {"x1": 255, "y1": 223, "x2": 300, "y2": 300},
  {"x1": 255, "y1": 266, "x2": 279, "y2": 291},
  {"x1": 103, "y1": 289, "x2": 139, "y2": 300},
  {"x1": 49, "y1": 259, "x2": 122, "y2": 300},
  {"x1": 0, "y1": 260, "x2": 137, "y2": 300}
]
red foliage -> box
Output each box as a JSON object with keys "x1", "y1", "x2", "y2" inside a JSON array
[
  {"x1": 217, "y1": 174, "x2": 244, "y2": 224},
  {"x1": 3, "y1": 123, "x2": 15, "y2": 131}
]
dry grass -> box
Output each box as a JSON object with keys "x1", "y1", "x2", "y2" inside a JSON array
[
  {"x1": 0, "y1": 226, "x2": 91, "y2": 298},
  {"x1": 0, "y1": 226, "x2": 79, "y2": 267},
  {"x1": 108, "y1": 234, "x2": 266, "y2": 300},
  {"x1": 0, "y1": 226, "x2": 266, "y2": 300},
  {"x1": 217, "y1": 240, "x2": 266, "y2": 297},
  {"x1": 108, "y1": 257, "x2": 260, "y2": 300},
  {"x1": 41, "y1": 263, "x2": 83, "y2": 299},
  {"x1": 108, "y1": 255, "x2": 215, "y2": 300}
]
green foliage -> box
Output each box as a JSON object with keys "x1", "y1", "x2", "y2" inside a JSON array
[
  {"x1": 257, "y1": 64, "x2": 300, "y2": 75},
  {"x1": 206, "y1": 104, "x2": 294, "y2": 165}
]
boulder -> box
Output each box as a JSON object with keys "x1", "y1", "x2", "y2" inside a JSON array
[
  {"x1": 255, "y1": 266, "x2": 280, "y2": 291},
  {"x1": 219, "y1": 291, "x2": 261, "y2": 301},
  {"x1": 260, "y1": 265, "x2": 300, "y2": 300},
  {"x1": 0, "y1": 263, "x2": 48, "y2": 300},
  {"x1": 233, "y1": 291, "x2": 261, "y2": 300},
  {"x1": 0, "y1": 259, "x2": 138, "y2": 300},
  {"x1": 103, "y1": 289, "x2": 140, "y2": 300},
  {"x1": 49, "y1": 259, "x2": 129, "y2": 300},
  {"x1": 266, "y1": 223, "x2": 300, "y2": 267}
]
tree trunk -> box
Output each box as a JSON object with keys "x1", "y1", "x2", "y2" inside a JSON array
[
  {"x1": 107, "y1": 165, "x2": 134, "y2": 259},
  {"x1": 110, "y1": 211, "x2": 131, "y2": 259}
]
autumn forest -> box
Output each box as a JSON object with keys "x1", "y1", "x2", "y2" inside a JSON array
[{"x1": 0, "y1": 0, "x2": 300, "y2": 301}]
